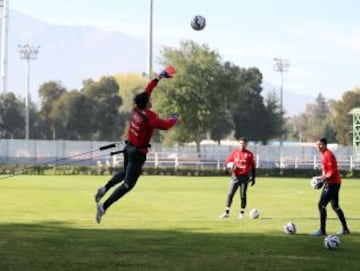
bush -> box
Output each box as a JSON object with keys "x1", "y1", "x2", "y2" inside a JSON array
[{"x1": 0, "y1": 164, "x2": 358, "y2": 179}]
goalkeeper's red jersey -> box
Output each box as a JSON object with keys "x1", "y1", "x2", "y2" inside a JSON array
[
  {"x1": 224, "y1": 149, "x2": 255, "y2": 176},
  {"x1": 321, "y1": 149, "x2": 341, "y2": 184},
  {"x1": 127, "y1": 78, "x2": 176, "y2": 153}
]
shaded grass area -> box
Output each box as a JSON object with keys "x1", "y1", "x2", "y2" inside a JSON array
[
  {"x1": 0, "y1": 176, "x2": 359, "y2": 271},
  {"x1": 1, "y1": 222, "x2": 359, "y2": 271}
]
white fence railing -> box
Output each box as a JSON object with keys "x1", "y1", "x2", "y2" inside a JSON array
[{"x1": 1, "y1": 139, "x2": 360, "y2": 170}]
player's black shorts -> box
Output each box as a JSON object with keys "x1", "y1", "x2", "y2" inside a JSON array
[{"x1": 319, "y1": 183, "x2": 341, "y2": 208}]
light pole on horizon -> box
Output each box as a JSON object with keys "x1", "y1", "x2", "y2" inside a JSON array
[
  {"x1": 273, "y1": 57, "x2": 290, "y2": 148},
  {"x1": 147, "y1": 0, "x2": 153, "y2": 78},
  {"x1": 0, "y1": 0, "x2": 9, "y2": 94},
  {"x1": 18, "y1": 43, "x2": 40, "y2": 140}
]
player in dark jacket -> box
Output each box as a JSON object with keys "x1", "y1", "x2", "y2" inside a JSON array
[{"x1": 94, "y1": 66, "x2": 177, "y2": 223}]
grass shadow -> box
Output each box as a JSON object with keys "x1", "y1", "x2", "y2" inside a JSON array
[{"x1": 0, "y1": 222, "x2": 359, "y2": 271}]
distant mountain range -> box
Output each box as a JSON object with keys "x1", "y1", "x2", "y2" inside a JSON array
[
  {"x1": 4, "y1": 10, "x2": 315, "y2": 116},
  {"x1": 6, "y1": 10, "x2": 147, "y2": 99}
]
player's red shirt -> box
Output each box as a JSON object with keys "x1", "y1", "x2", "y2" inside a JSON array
[
  {"x1": 127, "y1": 78, "x2": 176, "y2": 153},
  {"x1": 321, "y1": 149, "x2": 341, "y2": 184},
  {"x1": 224, "y1": 149, "x2": 255, "y2": 176}
]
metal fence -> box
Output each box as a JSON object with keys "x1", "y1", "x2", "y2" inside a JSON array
[{"x1": 1, "y1": 139, "x2": 359, "y2": 170}]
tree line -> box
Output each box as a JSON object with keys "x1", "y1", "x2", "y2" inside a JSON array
[
  {"x1": 285, "y1": 90, "x2": 360, "y2": 146},
  {"x1": 0, "y1": 40, "x2": 358, "y2": 146}
]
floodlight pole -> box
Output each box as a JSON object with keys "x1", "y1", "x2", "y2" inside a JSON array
[
  {"x1": 18, "y1": 44, "x2": 40, "y2": 140},
  {"x1": 273, "y1": 57, "x2": 290, "y2": 148},
  {"x1": 0, "y1": 0, "x2": 9, "y2": 94},
  {"x1": 147, "y1": 0, "x2": 153, "y2": 78}
]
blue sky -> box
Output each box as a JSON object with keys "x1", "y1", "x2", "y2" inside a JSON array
[{"x1": 10, "y1": 0, "x2": 360, "y2": 101}]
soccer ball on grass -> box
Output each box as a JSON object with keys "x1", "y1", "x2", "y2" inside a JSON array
[
  {"x1": 283, "y1": 222, "x2": 296, "y2": 235},
  {"x1": 324, "y1": 235, "x2": 340, "y2": 250},
  {"x1": 249, "y1": 208, "x2": 260, "y2": 219}
]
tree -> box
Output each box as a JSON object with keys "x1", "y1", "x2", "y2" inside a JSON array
[
  {"x1": 50, "y1": 91, "x2": 94, "y2": 140},
  {"x1": 155, "y1": 40, "x2": 235, "y2": 153},
  {"x1": 38, "y1": 81, "x2": 67, "y2": 139},
  {"x1": 331, "y1": 88, "x2": 360, "y2": 145},
  {"x1": 262, "y1": 90, "x2": 282, "y2": 144},
  {"x1": 286, "y1": 93, "x2": 335, "y2": 143},
  {"x1": 209, "y1": 62, "x2": 241, "y2": 144},
  {"x1": 82, "y1": 76, "x2": 123, "y2": 140},
  {"x1": 114, "y1": 73, "x2": 147, "y2": 114},
  {"x1": 314, "y1": 93, "x2": 329, "y2": 120},
  {"x1": 0, "y1": 93, "x2": 24, "y2": 138},
  {"x1": 231, "y1": 68, "x2": 269, "y2": 143},
  {"x1": 210, "y1": 111, "x2": 234, "y2": 144},
  {"x1": 37, "y1": 77, "x2": 124, "y2": 140},
  {"x1": 29, "y1": 101, "x2": 44, "y2": 139}
]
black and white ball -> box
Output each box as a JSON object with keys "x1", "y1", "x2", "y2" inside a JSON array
[
  {"x1": 249, "y1": 208, "x2": 260, "y2": 219},
  {"x1": 311, "y1": 176, "x2": 324, "y2": 190},
  {"x1": 225, "y1": 162, "x2": 236, "y2": 171},
  {"x1": 191, "y1": 15, "x2": 206, "y2": 31},
  {"x1": 283, "y1": 222, "x2": 296, "y2": 235},
  {"x1": 324, "y1": 235, "x2": 340, "y2": 250}
]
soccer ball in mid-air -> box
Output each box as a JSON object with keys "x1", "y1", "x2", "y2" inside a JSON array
[
  {"x1": 324, "y1": 235, "x2": 340, "y2": 250},
  {"x1": 311, "y1": 176, "x2": 324, "y2": 190},
  {"x1": 283, "y1": 222, "x2": 296, "y2": 235},
  {"x1": 249, "y1": 208, "x2": 260, "y2": 219},
  {"x1": 191, "y1": 15, "x2": 206, "y2": 31}
]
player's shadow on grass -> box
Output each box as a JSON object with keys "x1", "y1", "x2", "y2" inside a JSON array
[{"x1": 0, "y1": 222, "x2": 358, "y2": 271}]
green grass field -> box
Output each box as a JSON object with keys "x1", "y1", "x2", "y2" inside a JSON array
[{"x1": 0, "y1": 175, "x2": 359, "y2": 271}]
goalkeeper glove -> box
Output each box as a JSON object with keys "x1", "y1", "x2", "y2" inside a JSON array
[
  {"x1": 249, "y1": 177, "x2": 256, "y2": 186},
  {"x1": 169, "y1": 116, "x2": 178, "y2": 123},
  {"x1": 159, "y1": 65, "x2": 176, "y2": 79}
]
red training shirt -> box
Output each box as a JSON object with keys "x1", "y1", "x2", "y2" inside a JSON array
[
  {"x1": 224, "y1": 149, "x2": 255, "y2": 176},
  {"x1": 321, "y1": 149, "x2": 341, "y2": 184},
  {"x1": 127, "y1": 78, "x2": 177, "y2": 153}
]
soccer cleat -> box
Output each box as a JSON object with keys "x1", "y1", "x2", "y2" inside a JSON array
[
  {"x1": 310, "y1": 229, "x2": 326, "y2": 236},
  {"x1": 96, "y1": 203, "x2": 105, "y2": 224},
  {"x1": 219, "y1": 212, "x2": 229, "y2": 219},
  {"x1": 95, "y1": 186, "x2": 106, "y2": 203},
  {"x1": 238, "y1": 213, "x2": 244, "y2": 219},
  {"x1": 336, "y1": 229, "x2": 350, "y2": 235}
]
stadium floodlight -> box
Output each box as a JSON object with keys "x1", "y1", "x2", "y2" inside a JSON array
[
  {"x1": 18, "y1": 43, "x2": 40, "y2": 140},
  {"x1": 273, "y1": 57, "x2": 290, "y2": 148},
  {"x1": 147, "y1": 0, "x2": 153, "y2": 78}
]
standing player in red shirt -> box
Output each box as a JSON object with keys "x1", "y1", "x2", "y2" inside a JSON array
[
  {"x1": 94, "y1": 66, "x2": 178, "y2": 223},
  {"x1": 311, "y1": 137, "x2": 350, "y2": 236},
  {"x1": 219, "y1": 137, "x2": 256, "y2": 219}
]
